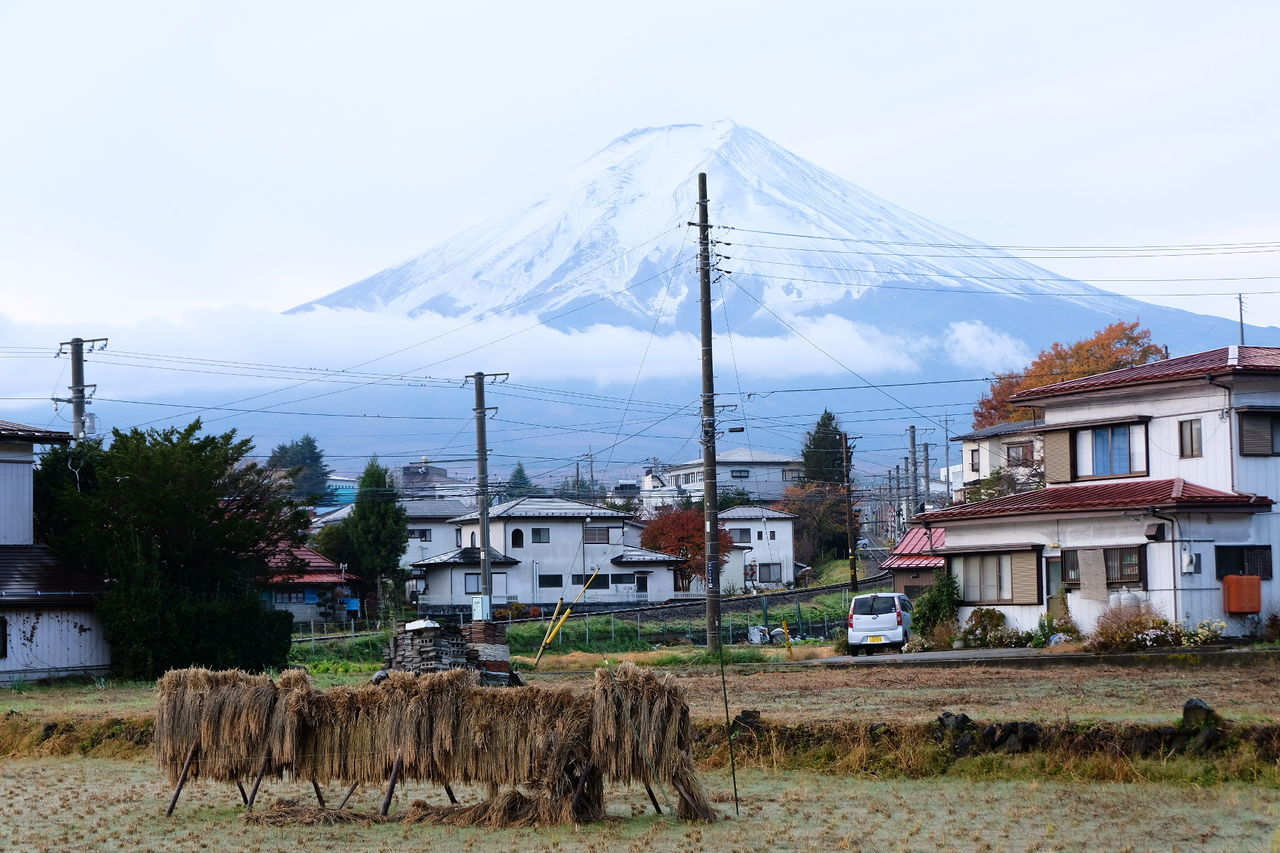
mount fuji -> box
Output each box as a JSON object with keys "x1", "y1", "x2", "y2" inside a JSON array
[{"x1": 289, "y1": 120, "x2": 1264, "y2": 369}]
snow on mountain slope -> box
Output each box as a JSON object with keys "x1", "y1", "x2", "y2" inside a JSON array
[{"x1": 289, "y1": 121, "x2": 1133, "y2": 325}]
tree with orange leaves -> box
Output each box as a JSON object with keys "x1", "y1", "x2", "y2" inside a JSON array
[
  {"x1": 640, "y1": 507, "x2": 735, "y2": 591},
  {"x1": 972, "y1": 321, "x2": 1164, "y2": 429}
]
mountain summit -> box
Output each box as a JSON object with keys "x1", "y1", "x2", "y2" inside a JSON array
[{"x1": 290, "y1": 121, "x2": 1254, "y2": 358}]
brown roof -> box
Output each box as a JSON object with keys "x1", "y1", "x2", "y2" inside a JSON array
[
  {"x1": 916, "y1": 479, "x2": 1271, "y2": 522},
  {"x1": 1011, "y1": 347, "x2": 1280, "y2": 403},
  {"x1": 0, "y1": 420, "x2": 73, "y2": 444},
  {"x1": 0, "y1": 545, "x2": 105, "y2": 605},
  {"x1": 269, "y1": 545, "x2": 364, "y2": 586},
  {"x1": 881, "y1": 527, "x2": 946, "y2": 569}
]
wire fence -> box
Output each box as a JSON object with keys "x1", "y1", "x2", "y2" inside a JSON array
[{"x1": 505, "y1": 573, "x2": 893, "y2": 655}]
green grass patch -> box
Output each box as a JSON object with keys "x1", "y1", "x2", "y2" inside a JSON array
[{"x1": 287, "y1": 632, "x2": 389, "y2": 668}]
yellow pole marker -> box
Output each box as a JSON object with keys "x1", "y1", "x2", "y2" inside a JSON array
[
  {"x1": 534, "y1": 568, "x2": 602, "y2": 665},
  {"x1": 781, "y1": 619, "x2": 794, "y2": 660}
]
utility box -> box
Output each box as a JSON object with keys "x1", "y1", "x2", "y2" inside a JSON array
[{"x1": 1223, "y1": 574, "x2": 1262, "y2": 614}]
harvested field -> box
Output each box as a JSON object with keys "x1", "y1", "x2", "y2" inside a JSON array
[
  {"x1": 0, "y1": 759, "x2": 1276, "y2": 851},
  {"x1": 533, "y1": 662, "x2": 1280, "y2": 725}
]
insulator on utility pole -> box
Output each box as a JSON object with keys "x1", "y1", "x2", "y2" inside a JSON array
[
  {"x1": 55, "y1": 336, "x2": 107, "y2": 440},
  {"x1": 696, "y1": 172, "x2": 722, "y2": 654}
]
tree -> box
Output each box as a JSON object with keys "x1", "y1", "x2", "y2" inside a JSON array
[
  {"x1": 802, "y1": 410, "x2": 846, "y2": 486},
  {"x1": 639, "y1": 507, "x2": 734, "y2": 591},
  {"x1": 772, "y1": 483, "x2": 847, "y2": 565},
  {"x1": 973, "y1": 321, "x2": 1164, "y2": 428},
  {"x1": 504, "y1": 461, "x2": 543, "y2": 499},
  {"x1": 346, "y1": 458, "x2": 408, "y2": 613},
  {"x1": 266, "y1": 434, "x2": 332, "y2": 505},
  {"x1": 963, "y1": 464, "x2": 1044, "y2": 503},
  {"x1": 717, "y1": 487, "x2": 754, "y2": 511},
  {"x1": 310, "y1": 520, "x2": 358, "y2": 570},
  {"x1": 34, "y1": 421, "x2": 307, "y2": 678}
]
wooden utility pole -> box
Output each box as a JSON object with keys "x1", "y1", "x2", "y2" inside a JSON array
[
  {"x1": 695, "y1": 172, "x2": 722, "y2": 653},
  {"x1": 469, "y1": 371, "x2": 507, "y2": 619},
  {"x1": 841, "y1": 432, "x2": 856, "y2": 591},
  {"x1": 56, "y1": 336, "x2": 107, "y2": 439}
]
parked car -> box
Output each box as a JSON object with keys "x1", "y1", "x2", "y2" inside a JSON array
[{"x1": 847, "y1": 592, "x2": 912, "y2": 654}]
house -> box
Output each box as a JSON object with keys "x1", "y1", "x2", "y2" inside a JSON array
[
  {"x1": 640, "y1": 449, "x2": 802, "y2": 511},
  {"x1": 913, "y1": 346, "x2": 1280, "y2": 635},
  {"x1": 399, "y1": 498, "x2": 471, "y2": 603},
  {"x1": 950, "y1": 419, "x2": 1045, "y2": 502},
  {"x1": 265, "y1": 545, "x2": 365, "y2": 624},
  {"x1": 0, "y1": 420, "x2": 110, "y2": 684},
  {"x1": 410, "y1": 497, "x2": 685, "y2": 615},
  {"x1": 718, "y1": 506, "x2": 798, "y2": 592},
  {"x1": 389, "y1": 463, "x2": 475, "y2": 504},
  {"x1": 881, "y1": 527, "x2": 945, "y2": 600}
]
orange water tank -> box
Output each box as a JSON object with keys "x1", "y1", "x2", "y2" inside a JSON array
[{"x1": 1223, "y1": 574, "x2": 1262, "y2": 614}]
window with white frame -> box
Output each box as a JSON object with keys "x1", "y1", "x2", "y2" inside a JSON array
[
  {"x1": 954, "y1": 553, "x2": 1012, "y2": 603},
  {"x1": 969, "y1": 449, "x2": 980, "y2": 472},
  {"x1": 1074, "y1": 423, "x2": 1146, "y2": 477}
]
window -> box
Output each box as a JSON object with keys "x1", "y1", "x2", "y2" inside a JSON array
[
  {"x1": 954, "y1": 554, "x2": 1012, "y2": 603},
  {"x1": 570, "y1": 573, "x2": 610, "y2": 590},
  {"x1": 583, "y1": 527, "x2": 610, "y2": 544},
  {"x1": 730, "y1": 469, "x2": 750, "y2": 479},
  {"x1": 852, "y1": 595, "x2": 901, "y2": 615},
  {"x1": 1005, "y1": 442, "x2": 1033, "y2": 467},
  {"x1": 455, "y1": 528, "x2": 462, "y2": 547},
  {"x1": 1238, "y1": 412, "x2": 1280, "y2": 455},
  {"x1": 756, "y1": 530, "x2": 764, "y2": 540},
  {"x1": 1060, "y1": 552, "x2": 1080, "y2": 585},
  {"x1": 537, "y1": 574, "x2": 563, "y2": 588},
  {"x1": 729, "y1": 528, "x2": 751, "y2": 544},
  {"x1": 1104, "y1": 547, "x2": 1142, "y2": 584},
  {"x1": 1179, "y1": 419, "x2": 1202, "y2": 459},
  {"x1": 1074, "y1": 423, "x2": 1146, "y2": 477},
  {"x1": 531, "y1": 527, "x2": 550, "y2": 544},
  {"x1": 274, "y1": 591, "x2": 305, "y2": 604},
  {"x1": 969, "y1": 449, "x2": 980, "y2": 472},
  {"x1": 769, "y1": 530, "x2": 776, "y2": 541},
  {"x1": 1214, "y1": 545, "x2": 1273, "y2": 580},
  {"x1": 464, "y1": 573, "x2": 482, "y2": 595},
  {"x1": 610, "y1": 573, "x2": 636, "y2": 585},
  {"x1": 758, "y1": 563, "x2": 782, "y2": 583},
  {"x1": 782, "y1": 469, "x2": 799, "y2": 481},
  {"x1": 470, "y1": 532, "x2": 477, "y2": 547},
  {"x1": 510, "y1": 529, "x2": 524, "y2": 548}
]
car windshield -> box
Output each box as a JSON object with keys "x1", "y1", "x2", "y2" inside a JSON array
[{"x1": 852, "y1": 596, "x2": 898, "y2": 616}]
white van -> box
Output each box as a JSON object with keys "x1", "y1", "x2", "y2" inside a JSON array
[{"x1": 847, "y1": 593, "x2": 912, "y2": 654}]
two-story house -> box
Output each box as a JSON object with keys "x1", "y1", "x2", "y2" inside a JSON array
[
  {"x1": 950, "y1": 419, "x2": 1045, "y2": 502},
  {"x1": 0, "y1": 420, "x2": 110, "y2": 684},
  {"x1": 718, "y1": 505, "x2": 798, "y2": 592},
  {"x1": 914, "y1": 347, "x2": 1280, "y2": 635},
  {"x1": 640, "y1": 449, "x2": 802, "y2": 511},
  {"x1": 410, "y1": 496, "x2": 686, "y2": 615}
]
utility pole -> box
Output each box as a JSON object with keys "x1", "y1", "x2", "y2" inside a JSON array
[
  {"x1": 907, "y1": 426, "x2": 919, "y2": 518},
  {"x1": 941, "y1": 414, "x2": 954, "y2": 504},
  {"x1": 1239, "y1": 293, "x2": 1246, "y2": 345},
  {"x1": 841, "y1": 432, "x2": 856, "y2": 591},
  {"x1": 695, "y1": 172, "x2": 722, "y2": 653},
  {"x1": 896, "y1": 462, "x2": 906, "y2": 533},
  {"x1": 55, "y1": 337, "x2": 107, "y2": 440},
  {"x1": 921, "y1": 442, "x2": 932, "y2": 511},
  {"x1": 469, "y1": 371, "x2": 507, "y2": 621}
]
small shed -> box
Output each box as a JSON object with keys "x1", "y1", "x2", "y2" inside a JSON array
[{"x1": 882, "y1": 527, "x2": 946, "y2": 599}]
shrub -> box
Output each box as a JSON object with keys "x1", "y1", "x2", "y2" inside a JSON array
[
  {"x1": 928, "y1": 618, "x2": 959, "y2": 649},
  {"x1": 1179, "y1": 619, "x2": 1226, "y2": 646},
  {"x1": 962, "y1": 608, "x2": 1006, "y2": 648},
  {"x1": 910, "y1": 568, "x2": 961, "y2": 637},
  {"x1": 986, "y1": 626, "x2": 1032, "y2": 648},
  {"x1": 1029, "y1": 612, "x2": 1083, "y2": 648},
  {"x1": 1084, "y1": 603, "x2": 1177, "y2": 654},
  {"x1": 902, "y1": 635, "x2": 930, "y2": 653},
  {"x1": 832, "y1": 630, "x2": 851, "y2": 657},
  {"x1": 1261, "y1": 612, "x2": 1280, "y2": 643}
]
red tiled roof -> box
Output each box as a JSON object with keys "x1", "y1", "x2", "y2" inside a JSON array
[
  {"x1": 269, "y1": 545, "x2": 361, "y2": 585},
  {"x1": 917, "y1": 478, "x2": 1271, "y2": 522},
  {"x1": 881, "y1": 527, "x2": 946, "y2": 569},
  {"x1": 1011, "y1": 347, "x2": 1280, "y2": 402}
]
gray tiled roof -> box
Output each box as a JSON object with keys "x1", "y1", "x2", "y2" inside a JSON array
[
  {"x1": 718, "y1": 505, "x2": 796, "y2": 520},
  {"x1": 951, "y1": 419, "x2": 1044, "y2": 442},
  {"x1": 0, "y1": 420, "x2": 73, "y2": 444},
  {"x1": 450, "y1": 496, "x2": 629, "y2": 523}
]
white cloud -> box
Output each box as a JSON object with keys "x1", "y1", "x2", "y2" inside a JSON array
[{"x1": 942, "y1": 321, "x2": 1030, "y2": 373}]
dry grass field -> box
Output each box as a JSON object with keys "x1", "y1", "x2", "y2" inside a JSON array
[{"x1": 0, "y1": 759, "x2": 1275, "y2": 852}]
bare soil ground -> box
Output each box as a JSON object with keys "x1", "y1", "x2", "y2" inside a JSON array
[
  {"x1": 531, "y1": 662, "x2": 1280, "y2": 725},
  {"x1": 0, "y1": 759, "x2": 1274, "y2": 852}
]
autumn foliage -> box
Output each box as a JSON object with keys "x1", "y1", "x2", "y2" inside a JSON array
[
  {"x1": 640, "y1": 507, "x2": 734, "y2": 591},
  {"x1": 973, "y1": 321, "x2": 1165, "y2": 429}
]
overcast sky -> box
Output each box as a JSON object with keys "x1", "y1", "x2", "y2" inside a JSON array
[
  {"x1": 2, "y1": 2, "x2": 1278, "y2": 474},
  {"x1": 2, "y1": 1, "x2": 1277, "y2": 328}
]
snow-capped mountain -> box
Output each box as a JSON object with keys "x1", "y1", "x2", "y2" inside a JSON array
[{"x1": 291, "y1": 120, "x2": 1267, "y2": 358}]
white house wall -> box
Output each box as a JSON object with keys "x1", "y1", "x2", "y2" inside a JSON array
[
  {"x1": 0, "y1": 608, "x2": 111, "y2": 683},
  {"x1": 0, "y1": 441, "x2": 34, "y2": 545},
  {"x1": 720, "y1": 518, "x2": 796, "y2": 592}
]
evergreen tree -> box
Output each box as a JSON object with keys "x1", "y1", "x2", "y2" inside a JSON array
[
  {"x1": 802, "y1": 410, "x2": 846, "y2": 486},
  {"x1": 505, "y1": 461, "x2": 543, "y2": 498},
  {"x1": 267, "y1": 434, "x2": 333, "y2": 504},
  {"x1": 34, "y1": 421, "x2": 306, "y2": 678},
  {"x1": 347, "y1": 458, "x2": 408, "y2": 612}
]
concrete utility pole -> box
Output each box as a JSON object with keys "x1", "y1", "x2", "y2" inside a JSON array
[
  {"x1": 907, "y1": 425, "x2": 919, "y2": 518},
  {"x1": 695, "y1": 172, "x2": 722, "y2": 653},
  {"x1": 469, "y1": 371, "x2": 507, "y2": 620},
  {"x1": 842, "y1": 432, "x2": 856, "y2": 591},
  {"x1": 921, "y1": 442, "x2": 932, "y2": 511},
  {"x1": 56, "y1": 337, "x2": 107, "y2": 439},
  {"x1": 941, "y1": 414, "x2": 954, "y2": 504}
]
